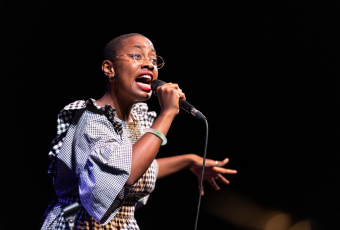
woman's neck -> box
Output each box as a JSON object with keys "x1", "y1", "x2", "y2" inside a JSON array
[{"x1": 99, "y1": 91, "x2": 134, "y2": 122}]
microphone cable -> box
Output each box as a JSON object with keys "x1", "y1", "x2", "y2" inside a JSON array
[
  {"x1": 150, "y1": 79, "x2": 208, "y2": 230},
  {"x1": 194, "y1": 118, "x2": 208, "y2": 230}
]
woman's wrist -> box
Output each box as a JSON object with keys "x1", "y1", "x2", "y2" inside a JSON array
[
  {"x1": 185, "y1": 154, "x2": 199, "y2": 168},
  {"x1": 159, "y1": 109, "x2": 177, "y2": 120},
  {"x1": 149, "y1": 110, "x2": 176, "y2": 138},
  {"x1": 156, "y1": 154, "x2": 198, "y2": 179}
]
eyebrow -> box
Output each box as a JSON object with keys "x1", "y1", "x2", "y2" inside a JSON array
[{"x1": 132, "y1": 45, "x2": 156, "y2": 53}]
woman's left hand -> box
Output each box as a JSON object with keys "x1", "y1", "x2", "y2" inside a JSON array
[{"x1": 189, "y1": 155, "x2": 237, "y2": 195}]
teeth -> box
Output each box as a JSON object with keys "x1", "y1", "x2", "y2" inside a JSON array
[{"x1": 139, "y1": 75, "x2": 151, "y2": 79}]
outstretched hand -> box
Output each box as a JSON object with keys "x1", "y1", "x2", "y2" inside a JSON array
[{"x1": 189, "y1": 155, "x2": 237, "y2": 195}]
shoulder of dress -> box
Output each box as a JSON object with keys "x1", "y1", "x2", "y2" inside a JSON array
[
  {"x1": 55, "y1": 99, "x2": 102, "y2": 135},
  {"x1": 61, "y1": 98, "x2": 103, "y2": 111},
  {"x1": 62, "y1": 100, "x2": 87, "y2": 110}
]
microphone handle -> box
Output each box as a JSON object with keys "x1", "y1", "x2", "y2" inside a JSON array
[
  {"x1": 179, "y1": 99, "x2": 206, "y2": 120},
  {"x1": 179, "y1": 98, "x2": 192, "y2": 114}
]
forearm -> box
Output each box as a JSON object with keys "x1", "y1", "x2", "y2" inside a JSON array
[
  {"x1": 127, "y1": 111, "x2": 176, "y2": 185},
  {"x1": 156, "y1": 154, "x2": 197, "y2": 179}
]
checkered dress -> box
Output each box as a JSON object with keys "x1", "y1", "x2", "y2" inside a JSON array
[{"x1": 40, "y1": 99, "x2": 158, "y2": 230}]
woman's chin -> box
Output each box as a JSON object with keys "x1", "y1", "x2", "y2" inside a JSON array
[{"x1": 135, "y1": 90, "x2": 152, "y2": 101}]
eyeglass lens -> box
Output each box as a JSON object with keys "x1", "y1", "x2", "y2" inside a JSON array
[{"x1": 132, "y1": 52, "x2": 164, "y2": 69}]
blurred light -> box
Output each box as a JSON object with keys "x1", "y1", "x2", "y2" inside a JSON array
[
  {"x1": 289, "y1": 220, "x2": 311, "y2": 230},
  {"x1": 265, "y1": 213, "x2": 291, "y2": 230},
  {"x1": 202, "y1": 189, "x2": 292, "y2": 230}
]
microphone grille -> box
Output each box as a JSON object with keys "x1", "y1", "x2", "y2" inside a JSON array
[{"x1": 151, "y1": 79, "x2": 166, "y2": 96}]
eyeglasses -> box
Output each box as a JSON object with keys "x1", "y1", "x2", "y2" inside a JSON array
[{"x1": 116, "y1": 52, "x2": 165, "y2": 69}]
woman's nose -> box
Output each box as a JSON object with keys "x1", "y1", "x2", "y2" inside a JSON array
[{"x1": 141, "y1": 58, "x2": 154, "y2": 70}]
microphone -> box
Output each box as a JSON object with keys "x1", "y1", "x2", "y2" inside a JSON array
[{"x1": 151, "y1": 79, "x2": 206, "y2": 120}]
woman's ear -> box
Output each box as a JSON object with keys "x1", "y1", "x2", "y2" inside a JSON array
[{"x1": 102, "y1": 60, "x2": 115, "y2": 77}]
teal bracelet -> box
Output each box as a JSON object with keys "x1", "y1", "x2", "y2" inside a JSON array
[{"x1": 143, "y1": 128, "x2": 167, "y2": 146}]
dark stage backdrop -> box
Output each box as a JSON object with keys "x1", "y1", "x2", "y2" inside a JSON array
[{"x1": 1, "y1": 1, "x2": 339, "y2": 230}]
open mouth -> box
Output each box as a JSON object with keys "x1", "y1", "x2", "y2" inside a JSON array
[{"x1": 135, "y1": 75, "x2": 152, "y2": 91}]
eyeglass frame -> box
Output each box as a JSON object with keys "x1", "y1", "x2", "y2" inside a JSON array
[{"x1": 115, "y1": 53, "x2": 165, "y2": 69}]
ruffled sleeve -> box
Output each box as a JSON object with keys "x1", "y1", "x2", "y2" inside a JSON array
[
  {"x1": 74, "y1": 110, "x2": 133, "y2": 225},
  {"x1": 51, "y1": 99, "x2": 133, "y2": 225},
  {"x1": 51, "y1": 99, "x2": 158, "y2": 225}
]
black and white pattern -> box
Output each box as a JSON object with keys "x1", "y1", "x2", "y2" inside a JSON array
[{"x1": 41, "y1": 99, "x2": 158, "y2": 230}]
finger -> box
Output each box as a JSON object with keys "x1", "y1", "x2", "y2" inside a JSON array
[
  {"x1": 160, "y1": 83, "x2": 179, "y2": 90},
  {"x1": 156, "y1": 83, "x2": 175, "y2": 95},
  {"x1": 208, "y1": 178, "x2": 220, "y2": 191},
  {"x1": 216, "y1": 158, "x2": 229, "y2": 167},
  {"x1": 199, "y1": 182, "x2": 205, "y2": 196},
  {"x1": 178, "y1": 92, "x2": 186, "y2": 100},
  {"x1": 167, "y1": 84, "x2": 185, "y2": 100},
  {"x1": 205, "y1": 159, "x2": 220, "y2": 167},
  {"x1": 161, "y1": 84, "x2": 184, "y2": 98},
  {"x1": 205, "y1": 158, "x2": 229, "y2": 168},
  {"x1": 171, "y1": 83, "x2": 179, "y2": 89},
  {"x1": 217, "y1": 174, "x2": 230, "y2": 185},
  {"x1": 222, "y1": 157, "x2": 229, "y2": 164},
  {"x1": 170, "y1": 84, "x2": 186, "y2": 100},
  {"x1": 213, "y1": 167, "x2": 237, "y2": 174}
]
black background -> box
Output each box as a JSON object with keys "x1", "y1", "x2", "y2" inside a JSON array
[{"x1": 1, "y1": 1, "x2": 340, "y2": 229}]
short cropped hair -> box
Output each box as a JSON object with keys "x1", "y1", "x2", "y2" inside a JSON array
[{"x1": 103, "y1": 33, "x2": 146, "y2": 62}]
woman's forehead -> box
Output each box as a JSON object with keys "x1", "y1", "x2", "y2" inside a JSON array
[{"x1": 123, "y1": 36, "x2": 156, "y2": 53}]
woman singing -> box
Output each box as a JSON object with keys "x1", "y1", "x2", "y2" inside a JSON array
[{"x1": 40, "y1": 33, "x2": 237, "y2": 230}]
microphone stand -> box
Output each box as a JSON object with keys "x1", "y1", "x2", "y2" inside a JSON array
[{"x1": 61, "y1": 202, "x2": 81, "y2": 230}]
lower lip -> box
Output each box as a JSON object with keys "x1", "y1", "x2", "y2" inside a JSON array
[{"x1": 136, "y1": 82, "x2": 151, "y2": 91}]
